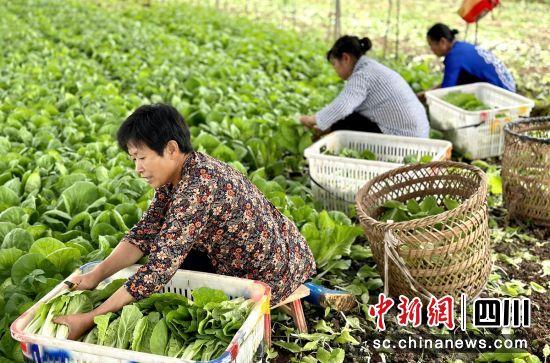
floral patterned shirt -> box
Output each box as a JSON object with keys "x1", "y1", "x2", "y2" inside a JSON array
[{"x1": 122, "y1": 151, "x2": 316, "y2": 305}]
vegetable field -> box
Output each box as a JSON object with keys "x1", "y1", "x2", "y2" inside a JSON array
[
  {"x1": 0, "y1": 1, "x2": 547, "y2": 362},
  {"x1": 196, "y1": 0, "x2": 549, "y2": 115}
]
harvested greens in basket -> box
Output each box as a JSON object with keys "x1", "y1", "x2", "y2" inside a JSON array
[
  {"x1": 442, "y1": 91, "x2": 490, "y2": 111},
  {"x1": 25, "y1": 279, "x2": 253, "y2": 360},
  {"x1": 322, "y1": 147, "x2": 433, "y2": 164},
  {"x1": 378, "y1": 195, "x2": 460, "y2": 222}
]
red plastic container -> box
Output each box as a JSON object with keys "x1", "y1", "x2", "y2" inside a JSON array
[{"x1": 458, "y1": 0, "x2": 500, "y2": 23}]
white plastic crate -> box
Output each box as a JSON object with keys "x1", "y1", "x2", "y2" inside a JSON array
[
  {"x1": 303, "y1": 131, "x2": 452, "y2": 213},
  {"x1": 426, "y1": 83, "x2": 534, "y2": 159},
  {"x1": 439, "y1": 119, "x2": 511, "y2": 160},
  {"x1": 11, "y1": 262, "x2": 270, "y2": 363},
  {"x1": 426, "y1": 82, "x2": 534, "y2": 130}
]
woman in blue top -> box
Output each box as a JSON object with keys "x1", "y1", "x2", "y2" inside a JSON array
[{"x1": 419, "y1": 23, "x2": 515, "y2": 98}]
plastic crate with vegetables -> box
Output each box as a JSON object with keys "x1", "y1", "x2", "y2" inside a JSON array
[
  {"x1": 426, "y1": 83, "x2": 534, "y2": 159},
  {"x1": 304, "y1": 131, "x2": 452, "y2": 214},
  {"x1": 11, "y1": 263, "x2": 270, "y2": 363}
]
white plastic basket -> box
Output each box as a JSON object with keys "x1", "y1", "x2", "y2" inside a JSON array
[
  {"x1": 438, "y1": 119, "x2": 513, "y2": 160},
  {"x1": 426, "y1": 82, "x2": 534, "y2": 130},
  {"x1": 426, "y1": 83, "x2": 534, "y2": 159},
  {"x1": 303, "y1": 131, "x2": 452, "y2": 213},
  {"x1": 11, "y1": 262, "x2": 271, "y2": 363}
]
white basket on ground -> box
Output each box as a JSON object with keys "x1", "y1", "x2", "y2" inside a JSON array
[
  {"x1": 11, "y1": 262, "x2": 271, "y2": 363},
  {"x1": 303, "y1": 131, "x2": 452, "y2": 214},
  {"x1": 426, "y1": 82, "x2": 534, "y2": 159}
]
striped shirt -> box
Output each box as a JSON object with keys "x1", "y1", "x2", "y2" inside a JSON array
[{"x1": 316, "y1": 56, "x2": 430, "y2": 138}]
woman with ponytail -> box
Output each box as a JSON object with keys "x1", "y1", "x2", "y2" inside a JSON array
[
  {"x1": 299, "y1": 35, "x2": 429, "y2": 138},
  {"x1": 419, "y1": 23, "x2": 515, "y2": 99}
]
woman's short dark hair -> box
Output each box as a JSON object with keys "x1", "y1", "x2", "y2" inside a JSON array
[
  {"x1": 326, "y1": 35, "x2": 372, "y2": 61},
  {"x1": 427, "y1": 23, "x2": 459, "y2": 42},
  {"x1": 117, "y1": 104, "x2": 193, "y2": 156}
]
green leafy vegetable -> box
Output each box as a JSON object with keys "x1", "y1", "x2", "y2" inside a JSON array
[
  {"x1": 116, "y1": 305, "x2": 143, "y2": 349},
  {"x1": 442, "y1": 91, "x2": 490, "y2": 111},
  {"x1": 379, "y1": 195, "x2": 460, "y2": 222},
  {"x1": 322, "y1": 147, "x2": 376, "y2": 161}
]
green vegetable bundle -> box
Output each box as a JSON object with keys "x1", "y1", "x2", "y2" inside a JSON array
[
  {"x1": 323, "y1": 147, "x2": 433, "y2": 164},
  {"x1": 378, "y1": 195, "x2": 460, "y2": 222},
  {"x1": 25, "y1": 281, "x2": 253, "y2": 360},
  {"x1": 402, "y1": 154, "x2": 433, "y2": 164},
  {"x1": 442, "y1": 91, "x2": 490, "y2": 111},
  {"x1": 322, "y1": 147, "x2": 376, "y2": 161}
]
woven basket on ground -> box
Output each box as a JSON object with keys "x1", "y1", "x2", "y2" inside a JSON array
[
  {"x1": 356, "y1": 161, "x2": 490, "y2": 301},
  {"x1": 502, "y1": 116, "x2": 550, "y2": 227}
]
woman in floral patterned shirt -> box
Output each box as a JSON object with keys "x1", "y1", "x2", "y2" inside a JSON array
[{"x1": 54, "y1": 104, "x2": 316, "y2": 340}]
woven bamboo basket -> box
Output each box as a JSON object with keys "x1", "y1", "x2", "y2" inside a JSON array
[
  {"x1": 356, "y1": 161, "x2": 491, "y2": 300},
  {"x1": 502, "y1": 117, "x2": 550, "y2": 227}
]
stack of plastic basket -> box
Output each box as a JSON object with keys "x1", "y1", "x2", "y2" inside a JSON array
[
  {"x1": 11, "y1": 262, "x2": 271, "y2": 363},
  {"x1": 426, "y1": 82, "x2": 534, "y2": 159},
  {"x1": 356, "y1": 161, "x2": 491, "y2": 300},
  {"x1": 304, "y1": 131, "x2": 452, "y2": 214},
  {"x1": 502, "y1": 116, "x2": 550, "y2": 227}
]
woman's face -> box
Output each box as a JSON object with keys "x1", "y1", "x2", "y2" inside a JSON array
[
  {"x1": 428, "y1": 37, "x2": 451, "y2": 57},
  {"x1": 127, "y1": 141, "x2": 181, "y2": 189},
  {"x1": 330, "y1": 53, "x2": 355, "y2": 80}
]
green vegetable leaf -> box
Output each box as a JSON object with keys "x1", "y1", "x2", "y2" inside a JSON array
[
  {"x1": 530, "y1": 282, "x2": 546, "y2": 294},
  {"x1": 192, "y1": 287, "x2": 228, "y2": 308},
  {"x1": 29, "y1": 237, "x2": 65, "y2": 257},
  {"x1": 116, "y1": 304, "x2": 143, "y2": 349},
  {"x1": 274, "y1": 341, "x2": 302, "y2": 353},
  {"x1": 94, "y1": 312, "x2": 114, "y2": 345},
  {"x1": 317, "y1": 347, "x2": 345, "y2": 363},
  {"x1": 419, "y1": 196, "x2": 438, "y2": 212},
  {"x1": 60, "y1": 181, "x2": 100, "y2": 216},
  {"x1": 0, "y1": 248, "x2": 24, "y2": 279},
  {"x1": 443, "y1": 197, "x2": 460, "y2": 210},
  {"x1": 149, "y1": 318, "x2": 169, "y2": 355},
  {"x1": 0, "y1": 186, "x2": 20, "y2": 212},
  {"x1": 2, "y1": 228, "x2": 34, "y2": 250}
]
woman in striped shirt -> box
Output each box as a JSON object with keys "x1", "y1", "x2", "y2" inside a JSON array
[{"x1": 300, "y1": 35, "x2": 429, "y2": 138}]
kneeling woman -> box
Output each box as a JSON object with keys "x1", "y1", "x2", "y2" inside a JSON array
[
  {"x1": 300, "y1": 35, "x2": 429, "y2": 138},
  {"x1": 423, "y1": 23, "x2": 515, "y2": 93},
  {"x1": 53, "y1": 104, "x2": 317, "y2": 340}
]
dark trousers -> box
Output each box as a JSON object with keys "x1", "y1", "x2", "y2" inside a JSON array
[
  {"x1": 180, "y1": 248, "x2": 215, "y2": 273},
  {"x1": 456, "y1": 69, "x2": 482, "y2": 86},
  {"x1": 330, "y1": 112, "x2": 382, "y2": 133}
]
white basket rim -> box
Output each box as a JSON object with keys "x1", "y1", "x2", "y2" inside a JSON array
[{"x1": 304, "y1": 130, "x2": 452, "y2": 163}]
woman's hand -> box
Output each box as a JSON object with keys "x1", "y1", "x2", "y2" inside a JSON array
[
  {"x1": 299, "y1": 115, "x2": 317, "y2": 128},
  {"x1": 53, "y1": 312, "x2": 95, "y2": 341},
  {"x1": 66, "y1": 241, "x2": 143, "y2": 292},
  {"x1": 67, "y1": 270, "x2": 103, "y2": 291},
  {"x1": 312, "y1": 127, "x2": 330, "y2": 141},
  {"x1": 300, "y1": 115, "x2": 330, "y2": 141},
  {"x1": 416, "y1": 91, "x2": 426, "y2": 102},
  {"x1": 54, "y1": 286, "x2": 135, "y2": 341},
  {"x1": 417, "y1": 84, "x2": 441, "y2": 103},
  {"x1": 52, "y1": 242, "x2": 144, "y2": 341}
]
